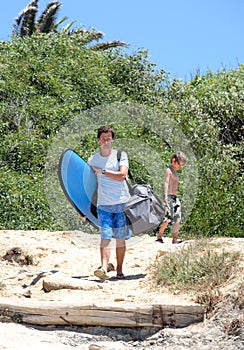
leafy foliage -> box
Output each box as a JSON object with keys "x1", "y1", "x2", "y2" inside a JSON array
[
  {"x1": 13, "y1": 0, "x2": 62, "y2": 37},
  {"x1": 0, "y1": 33, "x2": 243, "y2": 237},
  {"x1": 161, "y1": 69, "x2": 243, "y2": 237},
  {"x1": 0, "y1": 167, "x2": 57, "y2": 229},
  {"x1": 12, "y1": 0, "x2": 128, "y2": 50}
]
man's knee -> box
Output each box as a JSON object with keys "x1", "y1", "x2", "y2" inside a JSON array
[
  {"x1": 116, "y1": 238, "x2": 125, "y2": 248},
  {"x1": 100, "y1": 239, "x2": 111, "y2": 248}
]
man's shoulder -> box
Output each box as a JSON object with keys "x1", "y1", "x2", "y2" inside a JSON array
[
  {"x1": 88, "y1": 151, "x2": 100, "y2": 163},
  {"x1": 110, "y1": 149, "x2": 127, "y2": 158},
  {"x1": 115, "y1": 149, "x2": 128, "y2": 157}
]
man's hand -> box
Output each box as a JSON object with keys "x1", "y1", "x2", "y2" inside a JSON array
[
  {"x1": 91, "y1": 166, "x2": 102, "y2": 175},
  {"x1": 78, "y1": 213, "x2": 87, "y2": 221}
]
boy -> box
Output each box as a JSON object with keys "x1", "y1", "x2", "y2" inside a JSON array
[{"x1": 156, "y1": 151, "x2": 187, "y2": 244}]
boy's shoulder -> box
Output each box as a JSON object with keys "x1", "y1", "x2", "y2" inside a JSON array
[{"x1": 165, "y1": 167, "x2": 178, "y2": 176}]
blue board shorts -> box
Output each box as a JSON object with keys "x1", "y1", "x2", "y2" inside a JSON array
[{"x1": 97, "y1": 203, "x2": 131, "y2": 240}]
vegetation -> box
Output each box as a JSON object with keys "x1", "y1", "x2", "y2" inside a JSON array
[
  {"x1": 0, "y1": 8, "x2": 243, "y2": 237},
  {"x1": 13, "y1": 0, "x2": 128, "y2": 50},
  {"x1": 153, "y1": 239, "x2": 243, "y2": 313},
  {"x1": 13, "y1": 0, "x2": 63, "y2": 37}
]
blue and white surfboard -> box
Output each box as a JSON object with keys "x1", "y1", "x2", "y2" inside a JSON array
[{"x1": 58, "y1": 149, "x2": 99, "y2": 229}]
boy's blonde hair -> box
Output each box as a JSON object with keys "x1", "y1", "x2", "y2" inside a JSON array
[{"x1": 171, "y1": 151, "x2": 187, "y2": 165}]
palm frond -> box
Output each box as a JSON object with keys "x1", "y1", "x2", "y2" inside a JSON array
[
  {"x1": 36, "y1": 1, "x2": 62, "y2": 33},
  {"x1": 90, "y1": 41, "x2": 129, "y2": 51},
  {"x1": 12, "y1": 0, "x2": 129, "y2": 52},
  {"x1": 53, "y1": 16, "x2": 70, "y2": 31},
  {"x1": 13, "y1": 0, "x2": 38, "y2": 37},
  {"x1": 58, "y1": 20, "x2": 76, "y2": 34},
  {"x1": 67, "y1": 28, "x2": 104, "y2": 40}
]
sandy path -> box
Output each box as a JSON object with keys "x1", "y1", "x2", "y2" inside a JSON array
[
  {"x1": 0, "y1": 231, "x2": 243, "y2": 350},
  {"x1": 0, "y1": 230, "x2": 192, "y2": 305}
]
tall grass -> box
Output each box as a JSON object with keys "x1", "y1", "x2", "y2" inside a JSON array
[{"x1": 154, "y1": 240, "x2": 243, "y2": 311}]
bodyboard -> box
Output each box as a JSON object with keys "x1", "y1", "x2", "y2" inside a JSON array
[{"x1": 58, "y1": 149, "x2": 99, "y2": 229}]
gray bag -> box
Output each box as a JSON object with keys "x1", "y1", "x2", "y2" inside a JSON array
[{"x1": 124, "y1": 183, "x2": 164, "y2": 235}]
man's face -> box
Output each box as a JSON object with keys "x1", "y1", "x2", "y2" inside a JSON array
[{"x1": 98, "y1": 132, "x2": 114, "y2": 149}]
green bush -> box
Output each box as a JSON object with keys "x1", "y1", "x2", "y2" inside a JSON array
[
  {"x1": 0, "y1": 167, "x2": 58, "y2": 229},
  {"x1": 0, "y1": 34, "x2": 243, "y2": 237}
]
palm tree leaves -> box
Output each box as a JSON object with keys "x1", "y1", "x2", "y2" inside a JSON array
[
  {"x1": 13, "y1": 0, "x2": 38, "y2": 37},
  {"x1": 35, "y1": 1, "x2": 62, "y2": 33},
  {"x1": 13, "y1": 0, "x2": 62, "y2": 37},
  {"x1": 91, "y1": 40, "x2": 128, "y2": 51},
  {"x1": 12, "y1": 0, "x2": 129, "y2": 50}
]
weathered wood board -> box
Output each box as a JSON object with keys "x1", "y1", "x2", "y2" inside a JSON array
[{"x1": 0, "y1": 298, "x2": 205, "y2": 328}]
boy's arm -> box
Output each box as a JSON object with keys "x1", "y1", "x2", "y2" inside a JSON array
[{"x1": 164, "y1": 168, "x2": 171, "y2": 205}]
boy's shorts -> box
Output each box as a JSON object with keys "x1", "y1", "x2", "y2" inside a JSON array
[
  {"x1": 164, "y1": 195, "x2": 181, "y2": 224},
  {"x1": 97, "y1": 203, "x2": 131, "y2": 240}
]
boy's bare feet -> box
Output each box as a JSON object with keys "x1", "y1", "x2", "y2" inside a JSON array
[{"x1": 172, "y1": 240, "x2": 183, "y2": 244}]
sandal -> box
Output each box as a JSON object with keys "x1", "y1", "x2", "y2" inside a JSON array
[
  {"x1": 155, "y1": 238, "x2": 164, "y2": 243},
  {"x1": 94, "y1": 266, "x2": 109, "y2": 280},
  {"x1": 116, "y1": 273, "x2": 125, "y2": 280},
  {"x1": 107, "y1": 262, "x2": 115, "y2": 272}
]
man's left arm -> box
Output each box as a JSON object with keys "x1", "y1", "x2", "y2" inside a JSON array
[
  {"x1": 92, "y1": 165, "x2": 128, "y2": 181},
  {"x1": 102, "y1": 165, "x2": 128, "y2": 181}
]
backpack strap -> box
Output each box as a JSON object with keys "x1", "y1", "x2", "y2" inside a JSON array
[
  {"x1": 117, "y1": 149, "x2": 122, "y2": 162},
  {"x1": 117, "y1": 149, "x2": 134, "y2": 184}
]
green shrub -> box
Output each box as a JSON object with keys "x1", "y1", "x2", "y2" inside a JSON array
[
  {"x1": 0, "y1": 167, "x2": 58, "y2": 229},
  {"x1": 0, "y1": 34, "x2": 243, "y2": 237}
]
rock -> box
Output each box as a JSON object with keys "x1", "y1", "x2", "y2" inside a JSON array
[
  {"x1": 42, "y1": 274, "x2": 101, "y2": 292},
  {"x1": 23, "y1": 289, "x2": 32, "y2": 298},
  {"x1": 89, "y1": 345, "x2": 107, "y2": 350},
  {"x1": 114, "y1": 297, "x2": 125, "y2": 302},
  {"x1": 2, "y1": 247, "x2": 33, "y2": 265}
]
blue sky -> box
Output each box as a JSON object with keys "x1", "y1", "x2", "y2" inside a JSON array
[{"x1": 1, "y1": 0, "x2": 243, "y2": 80}]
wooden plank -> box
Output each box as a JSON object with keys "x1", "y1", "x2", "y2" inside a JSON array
[
  {"x1": 0, "y1": 298, "x2": 205, "y2": 328},
  {"x1": 152, "y1": 304, "x2": 205, "y2": 328}
]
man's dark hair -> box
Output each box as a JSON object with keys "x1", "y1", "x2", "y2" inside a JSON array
[{"x1": 97, "y1": 126, "x2": 115, "y2": 139}]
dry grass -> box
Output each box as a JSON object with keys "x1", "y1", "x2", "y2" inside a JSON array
[{"x1": 153, "y1": 239, "x2": 243, "y2": 314}]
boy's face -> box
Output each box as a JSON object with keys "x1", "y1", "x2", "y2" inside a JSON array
[
  {"x1": 98, "y1": 132, "x2": 114, "y2": 149},
  {"x1": 172, "y1": 158, "x2": 186, "y2": 170}
]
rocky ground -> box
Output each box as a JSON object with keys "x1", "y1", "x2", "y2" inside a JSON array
[{"x1": 0, "y1": 230, "x2": 243, "y2": 349}]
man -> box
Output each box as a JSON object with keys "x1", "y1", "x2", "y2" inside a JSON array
[{"x1": 88, "y1": 126, "x2": 131, "y2": 280}]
